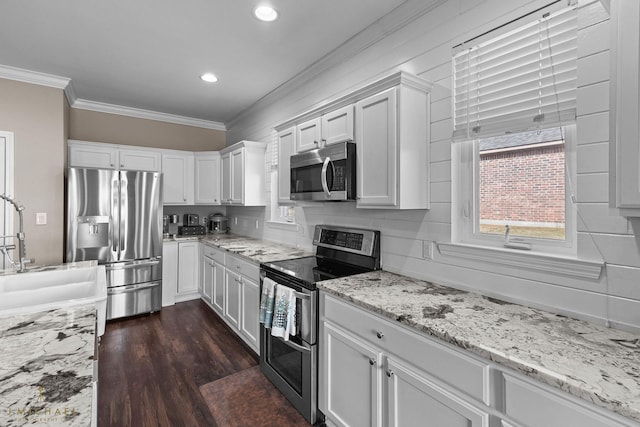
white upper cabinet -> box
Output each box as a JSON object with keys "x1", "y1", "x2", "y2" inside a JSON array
[
  {"x1": 274, "y1": 72, "x2": 431, "y2": 210},
  {"x1": 68, "y1": 140, "x2": 161, "y2": 172},
  {"x1": 277, "y1": 126, "x2": 296, "y2": 204},
  {"x1": 321, "y1": 104, "x2": 354, "y2": 146},
  {"x1": 220, "y1": 140, "x2": 267, "y2": 206},
  {"x1": 295, "y1": 106, "x2": 355, "y2": 153},
  {"x1": 611, "y1": 0, "x2": 640, "y2": 215},
  {"x1": 194, "y1": 151, "x2": 221, "y2": 205},
  {"x1": 162, "y1": 152, "x2": 194, "y2": 205},
  {"x1": 296, "y1": 117, "x2": 322, "y2": 153},
  {"x1": 356, "y1": 76, "x2": 430, "y2": 209},
  {"x1": 68, "y1": 140, "x2": 119, "y2": 169},
  {"x1": 118, "y1": 148, "x2": 161, "y2": 172}
]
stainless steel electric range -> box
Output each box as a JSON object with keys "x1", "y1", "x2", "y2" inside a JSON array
[{"x1": 259, "y1": 225, "x2": 381, "y2": 425}]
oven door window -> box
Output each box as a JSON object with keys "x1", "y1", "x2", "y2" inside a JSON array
[{"x1": 267, "y1": 335, "x2": 304, "y2": 395}]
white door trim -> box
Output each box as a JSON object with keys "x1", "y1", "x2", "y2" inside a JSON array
[{"x1": 0, "y1": 131, "x2": 15, "y2": 269}]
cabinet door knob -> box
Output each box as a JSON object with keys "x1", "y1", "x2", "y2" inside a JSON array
[
  {"x1": 376, "y1": 331, "x2": 384, "y2": 339},
  {"x1": 369, "y1": 358, "x2": 376, "y2": 366},
  {"x1": 386, "y1": 369, "x2": 394, "y2": 378}
]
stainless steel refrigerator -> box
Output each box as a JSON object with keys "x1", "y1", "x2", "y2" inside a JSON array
[{"x1": 66, "y1": 167, "x2": 163, "y2": 320}]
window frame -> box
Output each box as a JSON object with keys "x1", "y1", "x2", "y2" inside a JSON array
[{"x1": 454, "y1": 124, "x2": 577, "y2": 256}]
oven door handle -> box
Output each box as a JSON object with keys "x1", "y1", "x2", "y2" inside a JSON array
[
  {"x1": 321, "y1": 156, "x2": 332, "y2": 197},
  {"x1": 293, "y1": 290, "x2": 310, "y2": 300},
  {"x1": 278, "y1": 336, "x2": 312, "y2": 354}
]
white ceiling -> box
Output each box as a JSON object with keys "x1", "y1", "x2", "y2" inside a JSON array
[{"x1": 0, "y1": 0, "x2": 409, "y2": 126}]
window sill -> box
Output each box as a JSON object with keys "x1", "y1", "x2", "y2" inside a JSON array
[
  {"x1": 266, "y1": 220, "x2": 298, "y2": 231},
  {"x1": 436, "y1": 242, "x2": 603, "y2": 280}
]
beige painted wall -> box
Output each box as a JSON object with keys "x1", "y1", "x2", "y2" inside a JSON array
[
  {"x1": 0, "y1": 78, "x2": 66, "y2": 266},
  {"x1": 69, "y1": 108, "x2": 226, "y2": 151}
]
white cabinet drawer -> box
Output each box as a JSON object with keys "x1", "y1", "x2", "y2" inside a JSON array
[
  {"x1": 226, "y1": 254, "x2": 259, "y2": 279},
  {"x1": 202, "y1": 244, "x2": 225, "y2": 264},
  {"x1": 322, "y1": 293, "x2": 489, "y2": 403},
  {"x1": 501, "y1": 372, "x2": 634, "y2": 427}
]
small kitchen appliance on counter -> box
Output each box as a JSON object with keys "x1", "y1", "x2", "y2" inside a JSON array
[
  {"x1": 178, "y1": 225, "x2": 206, "y2": 236},
  {"x1": 208, "y1": 213, "x2": 228, "y2": 234},
  {"x1": 259, "y1": 225, "x2": 381, "y2": 424},
  {"x1": 183, "y1": 213, "x2": 199, "y2": 226}
]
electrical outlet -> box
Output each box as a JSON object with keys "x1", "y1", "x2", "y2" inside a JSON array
[
  {"x1": 255, "y1": 220, "x2": 259, "y2": 229},
  {"x1": 234, "y1": 217, "x2": 238, "y2": 225},
  {"x1": 36, "y1": 212, "x2": 47, "y2": 225},
  {"x1": 422, "y1": 240, "x2": 433, "y2": 260}
]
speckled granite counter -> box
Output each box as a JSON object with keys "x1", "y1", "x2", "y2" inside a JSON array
[
  {"x1": 165, "y1": 233, "x2": 312, "y2": 264},
  {"x1": 318, "y1": 270, "x2": 640, "y2": 423},
  {"x1": 0, "y1": 304, "x2": 95, "y2": 426},
  {"x1": 0, "y1": 260, "x2": 97, "y2": 276}
]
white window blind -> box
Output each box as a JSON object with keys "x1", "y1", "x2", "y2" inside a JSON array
[{"x1": 452, "y1": 5, "x2": 577, "y2": 141}]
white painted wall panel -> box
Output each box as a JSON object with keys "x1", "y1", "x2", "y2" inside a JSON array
[
  {"x1": 607, "y1": 265, "x2": 640, "y2": 300},
  {"x1": 577, "y1": 203, "x2": 629, "y2": 234},
  {"x1": 577, "y1": 19, "x2": 610, "y2": 56},
  {"x1": 577, "y1": 143, "x2": 609, "y2": 174},
  {"x1": 577, "y1": 51, "x2": 610, "y2": 86},
  {"x1": 577, "y1": 112, "x2": 609, "y2": 145},
  {"x1": 577, "y1": 173, "x2": 609, "y2": 203},
  {"x1": 576, "y1": 82, "x2": 609, "y2": 115}
]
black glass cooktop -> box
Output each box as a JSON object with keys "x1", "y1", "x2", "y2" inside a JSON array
[{"x1": 262, "y1": 256, "x2": 371, "y2": 286}]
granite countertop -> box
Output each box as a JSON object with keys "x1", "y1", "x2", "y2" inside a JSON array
[
  {"x1": 0, "y1": 260, "x2": 98, "y2": 277},
  {"x1": 318, "y1": 270, "x2": 640, "y2": 423},
  {"x1": 166, "y1": 233, "x2": 313, "y2": 264},
  {"x1": 0, "y1": 304, "x2": 95, "y2": 427}
]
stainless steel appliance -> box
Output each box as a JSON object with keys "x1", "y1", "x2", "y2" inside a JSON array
[
  {"x1": 259, "y1": 225, "x2": 380, "y2": 424},
  {"x1": 66, "y1": 167, "x2": 163, "y2": 320},
  {"x1": 290, "y1": 142, "x2": 356, "y2": 201},
  {"x1": 183, "y1": 213, "x2": 199, "y2": 226},
  {"x1": 208, "y1": 213, "x2": 228, "y2": 234}
]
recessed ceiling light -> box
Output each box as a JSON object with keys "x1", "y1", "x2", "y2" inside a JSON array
[
  {"x1": 200, "y1": 73, "x2": 218, "y2": 83},
  {"x1": 253, "y1": 5, "x2": 278, "y2": 22}
]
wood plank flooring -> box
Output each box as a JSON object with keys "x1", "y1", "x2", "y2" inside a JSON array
[{"x1": 98, "y1": 300, "x2": 266, "y2": 427}]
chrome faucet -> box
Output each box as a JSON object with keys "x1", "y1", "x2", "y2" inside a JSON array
[{"x1": 0, "y1": 194, "x2": 30, "y2": 272}]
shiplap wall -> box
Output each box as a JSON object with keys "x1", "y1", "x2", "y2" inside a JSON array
[{"x1": 226, "y1": 0, "x2": 640, "y2": 333}]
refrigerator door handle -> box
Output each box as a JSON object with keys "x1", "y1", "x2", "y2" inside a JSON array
[
  {"x1": 119, "y1": 172, "x2": 128, "y2": 257},
  {"x1": 105, "y1": 258, "x2": 161, "y2": 270},
  {"x1": 111, "y1": 172, "x2": 120, "y2": 258},
  {"x1": 107, "y1": 281, "x2": 161, "y2": 294}
]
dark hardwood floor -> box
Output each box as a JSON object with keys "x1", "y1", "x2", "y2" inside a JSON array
[{"x1": 98, "y1": 300, "x2": 263, "y2": 427}]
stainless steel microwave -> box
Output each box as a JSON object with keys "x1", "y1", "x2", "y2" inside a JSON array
[{"x1": 290, "y1": 142, "x2": 356, "y2": 201}]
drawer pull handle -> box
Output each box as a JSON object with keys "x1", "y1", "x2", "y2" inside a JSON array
[
  {"x1": 386, "y1": 369, "x2": 394, "y2": 378},
  {"x1": 368, "y1": 358, "x2": 376, "y2": 366},
  {"x1": 376, "y1": 331, "x2": 384, "y2": 339}
]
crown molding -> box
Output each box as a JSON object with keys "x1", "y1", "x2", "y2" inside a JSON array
[
  {"x1": 71, "y1": 99, "x2": 226, "y2": 131},
  {"x1": 0, "y1": 63, "x2": 71, "y2": 91},
  {"x1": 0, "y1": 63, "x2": 225, "y2": 131},
  {"x1": 227, "y1": 0, "x2": 446, "y2": 130}
]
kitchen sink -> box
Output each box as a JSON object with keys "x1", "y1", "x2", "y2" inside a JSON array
[{"x1": 0, "y1": 263, "x2": 107, "y2": 335}]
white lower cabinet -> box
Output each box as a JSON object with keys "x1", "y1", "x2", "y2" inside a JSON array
[
  {"x1": 239, "y1": 274, "x2": 260, "y2": 349},
  {"x1": 224, "y1": 269, "x2": 242, "y2": 330},
  {"x1": 161, "y1": 241, "x2": 178, "y2": 306},
  {"x1": 321, "y1": 322, "x2": 381, "y2": 427},
  {"x1": 320, "y1": 291, "x2": 490, "y2": 427},
  {"x1": 175, "y1": 241, "x2": 200, "y2": 302},
  {"x1": 200, "y1": 242, "x2": 260, "y2": 353},
  {"x1": 320, "y1": 292, "x2": 639, "y2": 427},
  {"x1": 386, "y1": 357, "x2": 487, "y2": 427}
]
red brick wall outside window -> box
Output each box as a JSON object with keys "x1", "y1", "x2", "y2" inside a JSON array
[{"x1": 479, "y1": 143, "x2": 565, "y2": 227}]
